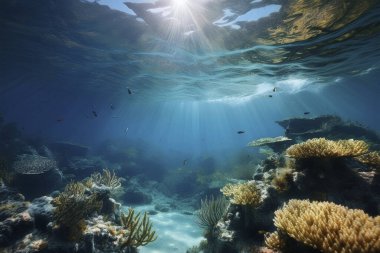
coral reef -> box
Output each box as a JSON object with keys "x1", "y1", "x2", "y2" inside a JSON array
[
  {"x1": 271, "y1": 168, "x2": 294, "y2": 193},
  {"x1": 195, "y1": 195, "x2": 229, "y2": 236},
  {"x1": 221, "y1": 182, "x2": 262, "y2": 206},
  {"x1": 268, "y1": 199, "x2": 380, "y2": 253},
  {"x1": 90, "y1": 168, "x2": 123, "y2": 190},
  {"x1": 286, "y1": 138, "x2": 369, "y2": 159},
  {"x1": 264, "y1": 231, "x2": 284, "y2": 251},
  {"x1": 248, "y1": 136, "x2": 292, "y2": 153},
  {"x1": 356, "y1": 151, "x2": 380, "y2": 169},
  {"x1": 277, "y1": 115, "x2": 380, "y2": 144},
  {"x1": 119, "y1": 208, "x2": 157, "y2": 249},
  {"x1": 12, "y1": 154, "x2": 62, "y2": 199},
  {"x1": 52, "y1": 181, "x2": 103, "y2": 240},
  {"x1": 13, "y1": 154, "x2": 57, "y2": 175}
]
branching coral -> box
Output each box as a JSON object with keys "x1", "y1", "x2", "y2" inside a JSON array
[
  {"x1": 52, "y1": 182, "x2": 102, "y2": 240},
  {"x1": 90, "y1": 169, "x2": 122, "y2": 190},
  {"x1": 119, "y1": 208, "x2": 157, "y2": 248},
  {"x1": 286, "y1": 138, "x2": 369, "y2": 158},
  {"x1": 221, "y1": 182, "x2": 261, "y2": 206},
  {"x1": 195, "y1": 195, "x2": 229, "y2": 235},
  {"x1": 268, "y1": 199, "x2": 380, "y2": 252},
  {"x1": 356, "y1": 151, "x2": 380, "y2": 169},
  {"x1": 264, "y1": 231, "x2": 285, "y2": 250}
]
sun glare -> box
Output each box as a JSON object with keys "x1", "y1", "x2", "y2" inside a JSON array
[{"x1": 173, "y1": 0, "x2": 188, "y2": 8}]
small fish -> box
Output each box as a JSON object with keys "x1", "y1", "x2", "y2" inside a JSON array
[
  {"x1": 273, "y1": 87, "x2": 277, "y2": 92},
  {"x1": 92, "y1": 111, "x2": 98, "y2": 117},
  {"x1": 110, "y1": 104, "x2": 115, "y2": 110},
  {"x1": 258, "y1": 230, "x2": 269, "y2": 235},
  {"x1": 304, "y1": 112, "x2": 310, "y2": 115},
  {"x1": 268, "y1": 95, "x2": 273, "y2": 98},
  {"x1": 183, "y1": 159, "x2": 188, "y2": 166},
  {"x1": 128, "y1": 88, "x2": 132, "y2": 95},
  {"x1": 125, "y1": 128, "x2": 129, "y2": 135},
  {"x1": 56, "y1": 118, "x2": 64, "y2": 122},
  {"x1": 237, "y1": 130, "x2": 245, "y2": 134}
]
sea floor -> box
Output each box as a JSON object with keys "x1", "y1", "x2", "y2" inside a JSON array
[{"x1": 130, "y1": 205, "x2": 204, "y2": 253}]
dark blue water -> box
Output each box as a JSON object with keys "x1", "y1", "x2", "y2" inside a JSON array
[{"x1": 1, "y1": 0, "x2": 380, "y2": 166}]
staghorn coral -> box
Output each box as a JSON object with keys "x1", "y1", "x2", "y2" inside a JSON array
[
  {"x1": 195, "y1": 195, "x2": 229, "y2": 236},
  {"x1": 356, "y1": 151, "x2": 380, "y2": 169},
  {"x1": 52, "y1": 182, "x2": 102, "y2": 240},
  {"x1": 119, "y1": 208, "x2": 157, "y2": 249},
  {"x1": 286, "y1": 138, "x2": 369, "y2": 159},
  {"x1": 269, "y1": 199, "x2": 380, "y2": 252},
  {"x1": 264, "y1": 231, "x2": 285, "y2": 251},
  {"x1": 90, "y1": 168, "x2": 122, "y2": 190},
  {"x1": 221, "y1": 182, "x2": 261, "y2": 206}
]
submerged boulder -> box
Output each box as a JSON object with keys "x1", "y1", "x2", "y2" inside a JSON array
[
  {"x1": 12, "y1": 154, "x2": 63, "y2": 199},
  {"x1": 247, "y1": 136, "x2": 293, "y2": 153},
  {"x1": 48, "y1": 141, "x2": 89, "y2": 159},
  {"x1": 277, "y1": 115, "x2": 380, "y2": 144}
]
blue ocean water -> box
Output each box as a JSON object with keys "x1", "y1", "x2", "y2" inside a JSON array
[
  {"x1": 1, "y1": 0, "x2": 379, "y2": 162},
  {"x1": 1, "y1": 1, "x2": 380, "y2": 252}
]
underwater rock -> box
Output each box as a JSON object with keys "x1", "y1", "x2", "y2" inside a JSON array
[
  {"x1": 67, "y1": 156, "x2": 108, "y2": 179},
  {"x1": 48, "y1": 141, "x2": 89, "y2": 158},
  {"x1": 0, "y1": 186, "x2": 29, "y2": 222},
  {"x1": 121, "y1": 189, "x2": 152, "y2": 205},
  {"x1": 277, "y1": 115, "x2": 341, "y2": 134},
  {"x1": 13, "y1": 168, "x2": 62, "y2": 200},
  {"x1": 28, "y1": 196, "x2": 54, "y2": 230},
  {"x1": 154, "y1": 203, "x2": 171, "y2": 212},
  {"x1": 0, "y1": 211, "x2": 34, "y2": 247},
  {"x1": 253, "y1": 173, "x2": 263, "y2": 180},
  {"x1": 0, "y1": 200, "x2": 29, "y2": 222},
  {"x1": 277, "y1": 115, "x2": 380, "y2": 144},
  {"x1": 248, "y1": 136, "x2": 293, "y2": 153},
  {"x1": 12, "y1": 154, "x2": 63, "y2": 199},
  {"x1": 0, "y1": 186, "x2": 25, "y2": 202}
]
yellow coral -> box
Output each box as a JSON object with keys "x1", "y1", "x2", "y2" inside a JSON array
[
  {"x1": 220, "y1": 182, "x2": 261, "y2": 206},
  {"x1": 264, "y1": 231, "x2": 284, "y2": 250},
  {"x1": 52, "y1": 182, "x2": 102, "y2": 240},
  {"x1": 356, "y1": 151, "x2": 380, "y2": 168},
  {"x1": 90, "y1": 169, "x2": 122, "y2": 190},
  {"x1": 286, "y1": 138, "x2": 369, "y2": 158},
  {"x1": 119, "y1": 208, "x2": 157, "y2": 248},
  {"x1": 272, "y1": 199, "x2": 380, "y2": 252}
]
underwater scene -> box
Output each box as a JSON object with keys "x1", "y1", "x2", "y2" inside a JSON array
[{"x1": 1, "y1": 0, "x2": 380, "y2": 252}]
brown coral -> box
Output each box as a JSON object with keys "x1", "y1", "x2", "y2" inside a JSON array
[
  {"x1": 270, "y1": 199, "x2": 380, "y2": 252},
  {"x1": 271, "y1": 168, "x2": 294, "y2": 193},
  {"x1": 119, "y1": 208, "x2": 157, "y2": 248},
  {"x1": 220, "y1": 182, "x2": 261, "y2": 206},
  {"x1": 264, "y1": 231, "x2": 284, "y2": 251},
  {"x1": 52, "y1": 182, "x2": 102, "y2": 240},
  {"x1": 285, "y1": 138, "x2": 369, "y2": 159},
  {"x1": 356, "y1": 151, "x2": 380, "y2": 169}
]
